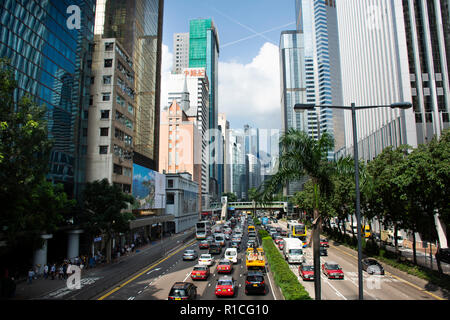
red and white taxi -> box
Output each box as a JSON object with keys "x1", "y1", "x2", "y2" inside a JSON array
[
  {"x1": 216, "y1": 259, "x2": 233, "y2": 274},
  {"x1": 215, "y1": 276, "x2": 236, "y2": 297},
  {"x1": 191, "y1": 264, "x2": 210, "y2": 280},
  {"x1": 298, "y1": 264, "x2": 314, "y2": 281},
  {"x1": 322, "y1": 262, "x2": 344, "y2": 279}
]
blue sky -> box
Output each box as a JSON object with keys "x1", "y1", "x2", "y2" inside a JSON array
[
  {"x1": 163, "y1": 0, "x2": 296, "y2": 64},
  {"x1": 161, "y1": 0, "x2": 297, "y2": 130}
]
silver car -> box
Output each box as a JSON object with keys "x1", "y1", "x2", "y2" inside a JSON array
[{"x1": 183, "y1": 249, "x2": 198, "y2": 261}]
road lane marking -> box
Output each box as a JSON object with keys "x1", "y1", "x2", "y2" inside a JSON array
[
  {"x1": 331, "y1": 244, "x2": 444, "y2": 300},
  {"x1": 97, "y1": 239, "x2": 197, "y2": 300}
]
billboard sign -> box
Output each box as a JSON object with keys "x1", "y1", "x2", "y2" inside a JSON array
[{"x1": 132, "y1": 164, "x2": 166, "y2": 210}]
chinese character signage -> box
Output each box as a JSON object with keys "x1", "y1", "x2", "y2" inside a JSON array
[{"x1": 183, "y1": 68, "x2": 206, "y2": 78}]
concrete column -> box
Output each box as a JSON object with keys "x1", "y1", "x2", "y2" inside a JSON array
[
  {"x1": 33, "y1": 234, "x2": 53, "y2": 274},
  {"x1": 67, "y1": 230, "x2": 83, "y2": 261}
]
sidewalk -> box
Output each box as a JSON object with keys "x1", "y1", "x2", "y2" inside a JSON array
[{"x1": 11, "y1": 229, "x2": 195, "y2": 300}]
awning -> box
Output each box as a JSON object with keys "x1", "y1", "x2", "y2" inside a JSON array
[{"x1": 129, "y1": 214, "x2": 175, "y2": 229}]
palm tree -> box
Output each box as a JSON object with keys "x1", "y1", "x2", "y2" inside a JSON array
[{"x1": 260, "y1": 128, "x2": 334, "y2": 300}]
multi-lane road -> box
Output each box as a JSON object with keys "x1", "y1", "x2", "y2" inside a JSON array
[
  {"x1": 94, "y1": 217, "x2": 447, "y2": 301},
  {"x1": 95, "y1": 222, "x2": 281, "y2": 301}
]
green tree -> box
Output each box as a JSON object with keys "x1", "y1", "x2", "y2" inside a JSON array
[
  {"x1": 261, "y1": 128, "x2": 334, "y2": 300},
  {"x1": 394, "y1": 130, "x2": 450, "y2": 271},
  {"x1": 221, "y1": 192, "x2": 237, "y2": 202},
  {"x1": 81, "y1": 179, "x2": 135, "y2": 263},
  {"x1": 0, "y1": 59, "x2": 73, "y2": 261},
  {"x1": 367, "y1": 145, "x2": 410, "y2": 256}
]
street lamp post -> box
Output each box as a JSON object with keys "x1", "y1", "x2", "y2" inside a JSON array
[{"x1": 294, "y1": 101, "x2": 412, "y2": 300}]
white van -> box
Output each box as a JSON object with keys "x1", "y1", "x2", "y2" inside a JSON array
[{"x1": 224, "y1": 248, "x2": 238, "y2": 264}]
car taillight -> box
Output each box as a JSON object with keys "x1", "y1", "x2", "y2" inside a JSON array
[
  {"x1": 245, "y1": 281, "x2": 250, "y2": 285},
  {"x1": 261, "y1": 280, "x2": 265, "y2": 285}
]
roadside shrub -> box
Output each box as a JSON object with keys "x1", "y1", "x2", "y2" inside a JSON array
[{"x1": 261, "y1": 236, "x2": 311, "y2": 300}]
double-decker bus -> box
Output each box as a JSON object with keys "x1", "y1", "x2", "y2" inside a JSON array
[
  {"x1": 287, "y1": 221, "x2": 307, "y2": 242},
  {"x1": 196, "y1": 221, "x2": 212, "y2": 240}
]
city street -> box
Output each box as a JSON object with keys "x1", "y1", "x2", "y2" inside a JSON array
[
  {"x1": 95, "y1": 224, "x2": 281, "y2": 301},
  {"x1": 270, "y1": 220, "x2": 448, "y2": 300}
]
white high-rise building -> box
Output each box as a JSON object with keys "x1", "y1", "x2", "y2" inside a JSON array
[
  {"x1": 173, "y1": 33, "x2": 190, "y2": 74},
  {"x1": 336, "y1": 0, "x2": 419, "y2": 160}
]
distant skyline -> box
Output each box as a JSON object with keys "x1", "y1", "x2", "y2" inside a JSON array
[{"x1": 161, "y1": 0, "x2": 297, "y2": 130}]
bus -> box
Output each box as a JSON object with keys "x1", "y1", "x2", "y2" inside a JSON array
[
  {"x1": 248, "y1": 225, "x2": 256, "y2": 233},
  {"x1": 287, "y1": 221, "x2": 307, "y2": 242},
  {"x1": 196, "y1": 221, "x2": 212, "y2": 240}
]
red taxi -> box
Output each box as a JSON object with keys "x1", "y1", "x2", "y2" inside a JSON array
[
  {"x1": 322, "y1": 262, "x2": 344, "y2": 279},
  {"x1": 215, "y1": 276, "x2": 236, "y2": 297},
  {"x1": 298, "y1": 264, "x2": 315, "y2": 281},
  {"x1": 216, "y1": 259, "x2": 233, "y2": 274},
  {"x1": 190, "y1": 264, "x2": 210, "y2": 280}
]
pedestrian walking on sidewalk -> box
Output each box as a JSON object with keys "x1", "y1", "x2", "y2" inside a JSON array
[
  {"x1": 44, "y1": 264, "x2": 49, "y2": 279},
  {"x1": 27, "y1": 268, "x2": 34, "y2": 284},
  {"x1": 58, "y1": 265, "x2": 64, "y2": 280},
  {"x1": 50, "y1": 264, "x2": 56, "y2": 280}
]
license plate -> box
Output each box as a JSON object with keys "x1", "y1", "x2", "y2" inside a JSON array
[
  {"x1": 253, "y1": 284, "x2": 258, "y2": 287},
  {"x1": 175, "y1": 298, "x2": 181, "y2": 300}
]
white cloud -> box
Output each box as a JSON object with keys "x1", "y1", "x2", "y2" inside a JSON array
[
  {"x1": 160, "y1": 44, "x2": 173, "y2": 112},
  {"x1": 219, "y1": 42, "x2": 281, "y2": 130},
  {"x1": 159, "y1": 42, "x2": 281, "y2": 130}
]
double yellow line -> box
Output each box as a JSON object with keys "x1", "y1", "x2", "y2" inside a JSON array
[
  {"x1": 97, "y1": 239, "x2": 197, "y2": 300},
  {"x1": 331, "y1": 245, "x2": 445, "y2": 300}
]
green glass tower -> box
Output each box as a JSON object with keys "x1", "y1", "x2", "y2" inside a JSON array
[{"x1": 189, "y1": 18, "x2": 221, "y2": 199}]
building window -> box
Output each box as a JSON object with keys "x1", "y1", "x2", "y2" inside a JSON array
[
  {"x1": 113, "y1": 164, "x2": 123, "y2": 175},
  {"x1": 100, "y1": 127, "x2": 109, "y2": 136},
  {"x1": 91, "y1": 76, "x2": 95, "y2": 84},
  {"x1": 99, "y1": 146, "x2": 108, "y2": 154},
  {"x1": 82, "y1": 127, "x2": 88, "y2": 137},
  {"x1": 103, "y1": 75, "x2": 112, "y2": 84},
  {"x1": 168, "y1": 179, "x2": 173, "y2": 188},
  {"x1": 167, "y1": 193, "x2": 175, "y2": 205},
  {"x1": 105, "y1": 42, "x2": 114, "y2": 51},
  {"x1": 102, "y1": 93, "x2": 111, "y2": 101},
  {"x1": 123, "y1": 167, "x2": 132, "y2": 177},
  {"x1": 89, "y1": 95, "x2": 93, "y2": 106},
  {"x1": 104, "y1": 59, "x2": 113, "y2": 68},
  {"x1": 100, "y1": 110, "x2": 110, "y2": 119}
]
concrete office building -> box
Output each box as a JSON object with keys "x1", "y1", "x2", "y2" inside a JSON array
[
  {"x1": 86, "y1": 37, "x2": 136, "y2": 193},
  {"x1": 165, "y1": 68, "x2": 210, "y2": 207},
  {"x1": 165, "y1": 173, "x2": 199, "y2": 233},
  {"x1": 173, "y1": 33, "x2": 190, "y2": 74},
  {"x1": 159, "y1": 97, "x2": 202, "y2": 215},
  {"x1": 401, "y1": 0, "x2": 450, "y2": 144},
  {"x1": 99, "y1": 0, "x2": 164, "y2": 171},
  {"x1": 336, "y1": 0, "x2": 419, "y2": 160}
]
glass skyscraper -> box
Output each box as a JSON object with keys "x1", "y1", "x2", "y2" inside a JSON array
[
  {"x1": 295, "y1": 0, "x2": 345, "y2": 159},
  {"x1": 188, "y1": 18, "x2": 220, "y2": 199},
  {"x1": 0, "y1": 0, "x2": 96, "y2": 198}
]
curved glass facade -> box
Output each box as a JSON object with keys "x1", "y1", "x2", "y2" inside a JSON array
[{"x1": 0, "y1": 0, "x2": 95, "y2": 197}]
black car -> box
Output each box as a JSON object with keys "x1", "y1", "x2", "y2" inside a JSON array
[
  {"x1": 320, "y1": 246, "x2": 328, "y2": 256},
  {"x1": 209, "y1": 242, "x2": 222, "y2": 255},
  {"x1": 245, "y1": 271, "x2": 266, "y2": 295},
  {"x1": 361, "y1": 258, "x2": 385, "y2": 275},
  {"x1": 168, "y1": 282, "x2": 197, "y2": 300},
  {"x1": 436, "y1": 248, "x2": 450, "y2": 264}
]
